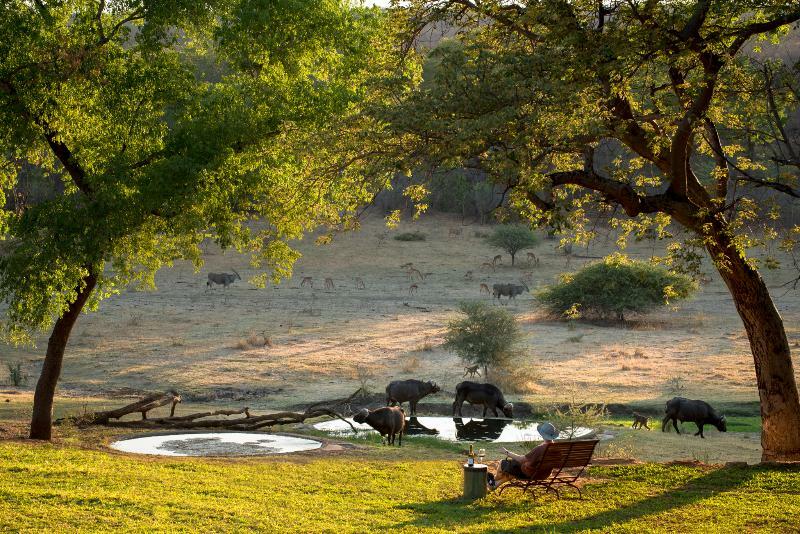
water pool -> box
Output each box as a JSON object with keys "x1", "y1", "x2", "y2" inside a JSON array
[
  {"x1": 110, "y1": 432, "x2": 323, "y2": 457},
  {"x1": 314, "y1": 416, "x2": 594, "y2": 443}
]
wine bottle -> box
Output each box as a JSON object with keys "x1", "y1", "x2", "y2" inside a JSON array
[{"x1": 467, "y1": 444, "x2": 475, "y2": 466}]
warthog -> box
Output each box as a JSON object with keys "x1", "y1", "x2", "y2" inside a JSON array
[
  {"x1": 492, "y1": 282, "x2": 529, "y2": 303},
  {"x1": 207, "y1": 269, "x2": 241, "y2": 289}
]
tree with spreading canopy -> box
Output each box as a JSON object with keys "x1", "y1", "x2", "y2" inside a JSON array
[
  {"x1": 375, "y1": 1, "x2": 800, "y2": 461},
  {"x1": 485, "y1": 224, "x2": 539, "y2": 265},
  {"x1": 0, "y1": 0, "x2": 391, "y2": 440}
]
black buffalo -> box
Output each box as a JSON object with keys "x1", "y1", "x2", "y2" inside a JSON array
[
  {"x1": 662, "y1": 397, "x2": 727, "y2": 438},
  {"x1": 452, "y1": 381, "x2": 513, "y2": 418},
  {"x1": 386, "y1": 379, "x2": 440, "y2": 415}
]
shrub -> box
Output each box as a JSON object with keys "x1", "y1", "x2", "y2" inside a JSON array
[
  {"x1": 394, "y1": 231, "x2": 427, "y2": 241},
  {"x1": 537, "y1": 253, "x2": 697, "y2": 321},
  {"x1": 444, "y1": 301, "x2": 521, "y2": 379},
  {"x1": 484, "y1": 225, "x2": 539, "y2": 265},
  {"x1": 6, "y1": 362, "x2": 27, "y2": 387}
]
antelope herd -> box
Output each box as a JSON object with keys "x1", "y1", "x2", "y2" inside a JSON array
[{"x1": 205, "y1": 225, "x2": 544, "y2": 305}]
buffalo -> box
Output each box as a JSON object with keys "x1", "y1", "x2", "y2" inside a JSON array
[
  {"x1": 353, "y1": 406, "x2": 405, "y2": 446},
  {"x1": 452, "y1": 381, "x2": 513, "y2": 418},
  {"x1": 662, "y1": 397, "x2": 726, "y2": 438},
  {"x1": 386, "y1": 379, "x2": 440, "y2": 416}
]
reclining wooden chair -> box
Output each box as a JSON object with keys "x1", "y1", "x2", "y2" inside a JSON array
[{"x1": 497, "y1": 439, "x2": 599, "y2": 499}]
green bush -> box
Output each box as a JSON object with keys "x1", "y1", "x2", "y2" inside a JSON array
[
  {"x1": 393, "y1": 231, "x2": 427, "y2": 241},
  {"x1": 6, "y1": 362, "x2": 27, "y2": 387},
  {"x1": 485, "y1": 225, "x2": 539, "y2": 265},
  {"x1": 444, "y1": 301, "x2": 521, "y2": 378},
  {"x1": 537, "y1": 254, "x2": 697, "y2": 321}
]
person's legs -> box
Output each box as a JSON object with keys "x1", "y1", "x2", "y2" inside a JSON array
[{"x1": 500, "y1": 458, "x2": 526, "y2": 478}]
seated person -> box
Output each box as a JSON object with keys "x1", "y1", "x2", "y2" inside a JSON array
[{"x1": 487, "y1": 422, "x2": 559, "y2": 489}]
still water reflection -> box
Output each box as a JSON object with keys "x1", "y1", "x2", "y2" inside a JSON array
[{"x1": 314, "y1": 416, "x2": 593, "y2": 443}]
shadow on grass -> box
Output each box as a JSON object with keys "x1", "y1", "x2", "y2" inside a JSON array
[{"x1": 393, "y1": 465, "x2": 759, "y2": 532}]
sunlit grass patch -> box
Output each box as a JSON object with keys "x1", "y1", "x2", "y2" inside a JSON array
[{"x1": 1, "y1": 442, "x2": 798, "y2": 532}]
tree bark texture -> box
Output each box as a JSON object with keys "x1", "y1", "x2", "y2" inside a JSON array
[
  {"x1": 707, "y1": 222, "x2": 800, "y2": 461},
  {"x1": 29, "y1": 270, "x2": 98, "y2": 440}
]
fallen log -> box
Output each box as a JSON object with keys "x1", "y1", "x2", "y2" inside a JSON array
[
  {"x1": 58, "y1": 390, "x2": 359, "y2": 433},
  {"x1": 61, "y1": 391, "x2": 182, "y2": 425}
]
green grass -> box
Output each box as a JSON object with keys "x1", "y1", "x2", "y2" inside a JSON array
[
  {"x1": 1, "y1": 442, "x2": 799, "y2": 532},
  {"x1": 603, "y1": 415, "x2": 762, "y2": 433}
]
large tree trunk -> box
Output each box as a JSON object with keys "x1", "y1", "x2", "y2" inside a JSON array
[
  {"x1": 29, "y1": 270, "x2": 98, "y2": 440},
  {"x1": 707, "y1": 227, "x2": 800, "y2": 461}
]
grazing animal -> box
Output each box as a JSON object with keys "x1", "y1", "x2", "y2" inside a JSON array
[
  {"x1": 452, "y1": 381, "x2": 513, "y2": 418},
  {"x1": 492, "y1": 282, "x2": 529, "y2": 303},
  {"x1": 207, "y1": 270, "x2": 241, "y2": 289},
  {"x1": 464, "y1": 271, "x2": 473, "y2": 281},
  {"x1": 385, "y1": 379, "x2": 440, "y2": 415},
  {"x1": 300, "y1": 276, "x2": 313, "y2": 288},
  {"x1": 480, "y1": 262, "x2": 495, "y2": 272},
  {"x1": 632, "y1": 412, "x2": 650, "y2": 430},
  {"x1": 408, "y1": 283, "x2": 418, "y2": 296},
  {"x1": 526, "y1": 252, "x2": 539, "y2": 266},
  {"x1": 400, "y1": 262, "x2": 414, "y2": 270},
  {"x1": 463, "y1": 365, "x2": 481, "y2": 378},
  {"x1": 355, "y1": 277, "x2": 366, "y2": 290},
  {"x1": 353, "y1": 406, "x2": 405, "y2": 446},
  {"x1": 479, "y1": 283, "x2": 490, "y2": 295},
  {"x1": 448, "y1": 228, "x2": 463, "y2": 238},
  {"x1": 407, "y1": 267, "x2": 424, "y2": 281},
  {"x1": 492, "y1": 254, "x2": 503, "y2": 266},
  {"x1": 662, "y1": 397, "x2": 726, "y2": 438},
  {"x1": 324, "y1": 277, "x2": 335, "y2": 290}
]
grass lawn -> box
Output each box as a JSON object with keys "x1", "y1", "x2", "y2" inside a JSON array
[{"x1": 1, "y1": 441, "x2": 799, "y2": 533}]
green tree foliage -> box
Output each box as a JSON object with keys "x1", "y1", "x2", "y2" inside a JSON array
[
  {"x1": 485, "y1": 224, "x2": 539, "y2": 265},
  {"x1": 444, "y1": 301, "x2": 520, "y2": 379},
  {"x1": 376, "y1": 0, "x2": 800, "y2": 461},
  {"x1": 0, "y1": 0, "x2": 391, "y2": 438},
  {"x1": 537, "y1": 254, "x2": 697, "y2": 322}
]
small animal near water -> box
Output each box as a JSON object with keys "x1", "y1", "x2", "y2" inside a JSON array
[
  {"x1": 324, "y1": 277, "x2": 335, "y2": 290},
  {"x1": 385, "y1": 379, "x2": 440, "y2": 416},
  {"x1": 632, "y1": 412, "x2": 650, "y2": 430},
  {"x1": 662, "y1": 397, "x2": 726, "y2": 438},
  {"x1": 479, "y1": 283, "x2": 490, "y2": 295},
  {"x1": 453, "y1": 381, "x2": 513, "y2": 418},
  {"x1": 206, "y1": 270, "x2": 241, "y2": 289},
  {"x1": 353, "y1": 406, "x2": 405, "y2": 446},
  {"x1": 301, "y1": 276, "x2": 313, "y2": 288}
]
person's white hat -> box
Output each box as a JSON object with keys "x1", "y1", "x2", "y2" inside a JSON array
[{"x1": 537, "y1": 422, "x2": 559, "y2": 441}]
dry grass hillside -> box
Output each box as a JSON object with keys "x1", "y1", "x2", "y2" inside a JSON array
[{"x1": 2, "y1": 214, "x2": 799, "y2": 411}]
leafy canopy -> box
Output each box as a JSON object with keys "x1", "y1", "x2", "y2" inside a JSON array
[
  {"x1": 485, "y1": 224, "x2": 539, "y2": 264},
  {"x1": 0, "y1": 0, "x2": 391, "y2": 343},
  {"x1": 537, "y1": 254, "x2": 697, "y2": 321},
  {"x1": 444, "y1": 300, "x2": 521, "y2": 375},
  {"x1": 379, "y1": 1, "x2": 800, "y2": 272}
]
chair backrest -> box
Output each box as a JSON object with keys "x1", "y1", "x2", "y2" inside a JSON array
[{"x1": 537, "y1": 440, "x2": 599, "y2": 471}]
